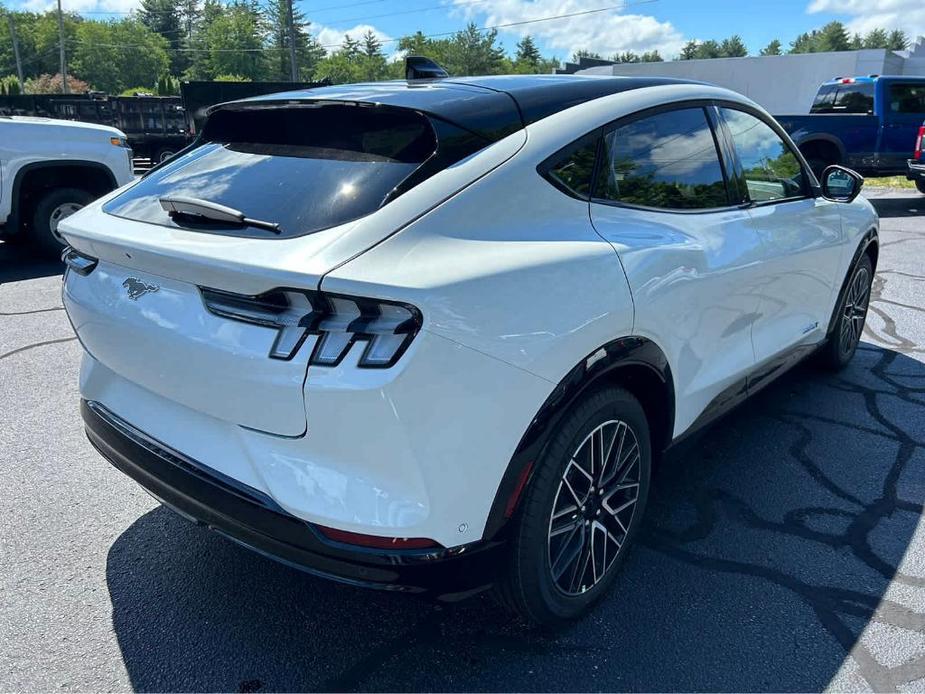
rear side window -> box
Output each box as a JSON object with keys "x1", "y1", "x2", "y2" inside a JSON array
[
  {"x1": 889, "y1": 83, "x2": 925, "y2": 114},
  {"x1": 720, "y1": 108, "x2": 807, "y2": 202},
  {"x1": 593, "y1": 107, "x2": 729, "y2": 210},
  {"x1": 103, "y1": 104, "x2": 457, "y2": 238}
]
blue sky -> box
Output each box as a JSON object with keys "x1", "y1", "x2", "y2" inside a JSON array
[{"x1": 7, "y1": 0, "x2": 925, "y2": 60}]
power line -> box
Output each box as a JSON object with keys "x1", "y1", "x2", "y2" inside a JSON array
[{"x1": 67, "y1": 0, "x2": 659, "y2": 52}]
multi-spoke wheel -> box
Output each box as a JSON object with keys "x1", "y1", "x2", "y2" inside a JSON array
[
  {"x1": 497, "y1": 386, "x2": 651, "y2": 625},
  {"x1": 819, "y1": 253, "x2": 873, "y2": 370},
  {"x1": 548, "y1": 420, "x2": 640, "y2": 595}
]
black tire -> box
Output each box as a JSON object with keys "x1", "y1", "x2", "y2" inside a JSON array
[
  {"x1": 497, "y1": 386, "x2": 651, "y2": 625},
  {"x1": 31, "y1": 187, "x2": 93, "y2": 256},
  {"x1": 818, "y1": 254, "x2": 873, "y2": 370},
  {"x1": 915, "y1": 179, "x2": 925, "y2": 195},
  {"x1": 155, "y1": 148, "x2": 176, "y2": 163}
]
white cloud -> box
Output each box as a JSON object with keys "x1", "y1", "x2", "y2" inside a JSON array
[
  {"x1": 807, "y1": 0, "x2": 925, "y2": 43},
  {"x1": 452, "y1": 0, "x2": 686, "y2": 60},
  {"x1": 314, "y1": 23, "x2": 394, "y2": 53}
]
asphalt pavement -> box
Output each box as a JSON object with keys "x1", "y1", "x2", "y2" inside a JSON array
[{"x1": 1, "y1": 189, "x2": 924, "y2": 692}]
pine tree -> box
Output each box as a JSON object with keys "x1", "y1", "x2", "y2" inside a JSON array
[
  {"x1": 515, "y1": 35, "x2": 541, "y2": 69},
  {"x1": 887, "y1": 29, "x2": 908, "y2": 51},
  {"x1": 760, "y1": 39, "x2": 782, "y2": 56},
  {"x1": 817, "y1": 21, "x2": 850, "y2": 51},
  {"x1": 139, "y1": 0, "x2": 188, "y2": 75},
  {"x1": 720, "y1": 35, "x2": 747, "y2": 57}
]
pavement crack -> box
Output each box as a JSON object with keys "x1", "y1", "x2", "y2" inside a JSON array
[{"x1": 0, "y1": 336, "x2": 76, "y2": 361}]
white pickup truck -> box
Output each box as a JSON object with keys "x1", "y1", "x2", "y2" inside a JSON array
[{"x1": 0, "y1": 116, "x2": 135, "y2": 255}]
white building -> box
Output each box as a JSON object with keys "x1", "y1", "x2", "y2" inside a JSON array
[{"x1": 572, "y1": 38, "x2": 925, "y2": 113}]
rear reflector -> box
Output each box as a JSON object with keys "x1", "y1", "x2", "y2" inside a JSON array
[{"x1": 315, "y1": 525, "x2": 441, "y2": 550}]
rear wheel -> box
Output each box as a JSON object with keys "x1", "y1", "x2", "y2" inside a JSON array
[
  {"x1": 915, "y1": 179, "x2": 925, "y2": 195},
  {"x1": 818, "y1": 254, "x2": 873, "y2": 370},
  {"x1": 31, "y1": 187, "x2": 93, "y2": 256},
  {"x1": 497, "y1": 386, "x2": 651, "y2": 625}
]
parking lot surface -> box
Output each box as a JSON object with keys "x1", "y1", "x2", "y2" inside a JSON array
[{"x1": 1, "y1": 190, "x2": 924, "y2": 692}]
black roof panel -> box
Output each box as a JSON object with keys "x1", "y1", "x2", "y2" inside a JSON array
[{"x1": 229, "y1": 75, "x2": 698, "y2": 141}]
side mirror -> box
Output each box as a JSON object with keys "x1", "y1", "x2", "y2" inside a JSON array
[{"x1": 821, "y1": 165, "x2": 864, "y2": 203}]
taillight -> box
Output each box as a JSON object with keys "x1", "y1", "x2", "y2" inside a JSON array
[
  {"x1": 915, "y1": 125, "x2": 924, "y2": 160},
  {"x1": 200, "y1": 286, "x2": 421, "y2": 368},
  {"x1": 314, "y1": 524, "x2": 441, "y2": 550}
]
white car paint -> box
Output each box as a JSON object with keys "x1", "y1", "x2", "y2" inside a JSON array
[
  {"x1": 61, "y1": 80, "x2": 878, "y2": 550},
  {"x1": 0, "y1": 116, "x2": 134, "y2": 227}
]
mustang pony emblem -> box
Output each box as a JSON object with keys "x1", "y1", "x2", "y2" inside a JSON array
[{"x1": 122, "y1": 277, "x2": 160, "y2": 301}]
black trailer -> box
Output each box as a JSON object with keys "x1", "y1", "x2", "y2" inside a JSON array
[{"x1": 0, "y1": 92, "x2": 189, "y2": 164}]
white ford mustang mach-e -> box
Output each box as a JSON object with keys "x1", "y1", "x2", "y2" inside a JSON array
[{"x1": 61, "y1": 74, "x2": 878, "y2": 624}]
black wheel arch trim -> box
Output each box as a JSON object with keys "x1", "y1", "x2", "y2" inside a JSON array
[
  {"x1": 7, "y1": 160, "x2": 119, "y2": 235},
  {"x1": 825, "y1": 228, "x2": 879, "y2": 338},
  {"x1": 482, "y1": 335, "x2": 674, "y2": 541}
]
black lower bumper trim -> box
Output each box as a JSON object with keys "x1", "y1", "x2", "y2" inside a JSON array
[{"x1": 81, "y1": 400, "x2": 504, "y2": 598}]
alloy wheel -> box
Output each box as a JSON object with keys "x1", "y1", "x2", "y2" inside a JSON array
[
  {"x1": 840, "y1": 265, "x2": 871, "y2": 357},
  {"x1": 547, "y1": 419, "x2": 641, "y2": 596}
]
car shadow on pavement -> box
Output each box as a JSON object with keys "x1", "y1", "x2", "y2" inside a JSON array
[
  {"x1": 0, "y1": 240, "x2": 62, "y2": 284},
  {"x1": 867, "y1": 192, "x2": 925, "y2": 219},
  {"x1": 105, "y1": 342, "x2": 925, "y2": 692}
]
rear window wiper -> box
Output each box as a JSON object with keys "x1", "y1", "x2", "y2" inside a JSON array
[{"x1": 159, "y1": 196, "x2": 281, "y2": 234}]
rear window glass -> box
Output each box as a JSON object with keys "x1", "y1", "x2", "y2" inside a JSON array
[
  {"x1": 103, "y1": 104, "x2": 439, "y2": 238},
  {"x1": 811, "y1": 83, "x2": 874, "y2": 114}
]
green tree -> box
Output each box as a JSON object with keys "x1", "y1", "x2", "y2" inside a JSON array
[
  {"x1": 514, "y1": 34, "x2": 542, "y2": 72},
  {"x1": 610, "y1": 51, "x2": 640, "y2": 63},
  {"x1": 443, "y1": 23, "x2": 505, "y2": 75},
  {"x1": 720, "y1": 35, "x2": 747, "y2": 57},
  {"x1": 263, "y1": 0, "x2": 325, "y2": 80},
  {"x1": 71, "y1": 19, "x2": 170, "y2": 93},
  {"x1": 139, "y1": 0, "x2": 188, "y2": 75},
  {"x1": 358, "y1": 29, "x2": 388, "y2": 80},
  {"x1": 862, "y1": 28, "x2": 889, "y2": 49},
  {"x1": 640, "y1": 50, "x2": 663, "y2": 62},
  {"x1": 817, "y1": 21, "x2": 851, "y2": 51},
  {"x1": 571, "y1": 49, "x2": 602, "y2": 61},
  {"x1": 887, "y1": 29, "x2": 908, "y2": 51},
  {"x1": 679, "y1": 40, "x2": 698, "y2": 60},
  {"x1": 760, "y1": 39, "x2": 782, "y2": 56},
  {"x1": 202, "y1": 1, "x2": 268, "y2": 81}
]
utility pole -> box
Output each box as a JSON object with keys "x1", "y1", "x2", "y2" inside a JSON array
[
  {"x1": 7, "y1": 14, "x2": 25, "y2": 93},
  {"x1": 286, "y1": 0, "x2": 298, "y2": 81},
  {"x1": 56, "y1": 0, "x2": 68, "y2": 94}
]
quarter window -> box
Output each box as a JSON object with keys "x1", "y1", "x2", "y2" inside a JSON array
[
  {"x1": 540, "y1": 131, "x2": 599, "y2": 199},
  {"x1": 720, "y1": 108, "x2": 807, "y2": 203},
  {"x1": 593, "y1": 107, "x2": 729, "y2": 210}
]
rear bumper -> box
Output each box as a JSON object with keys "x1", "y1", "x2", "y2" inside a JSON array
[
  {"x1": 907, "y1": 159, "x2": 925, "y2": 181},
  {"x1": 82, "y1": 399, "x2": 505, "y2": 599}
]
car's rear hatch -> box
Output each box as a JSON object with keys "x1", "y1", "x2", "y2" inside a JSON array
[{"x1": 60, "y1": 84, "x2": 526, "y2": 437}]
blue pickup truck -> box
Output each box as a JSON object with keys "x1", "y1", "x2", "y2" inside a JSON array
[{"x1": 775, "y1": 75, "x2": 925, "y2": 186}]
